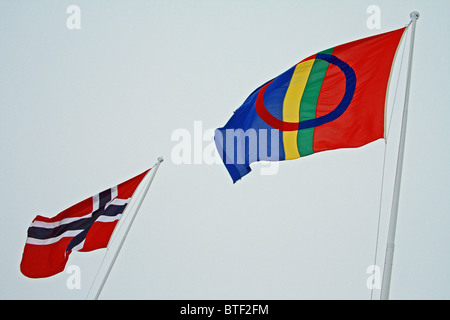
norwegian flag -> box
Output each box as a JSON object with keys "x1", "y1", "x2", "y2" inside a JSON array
[{"x1": 20, "y1": 169, "x2": 150, "y2": 278}]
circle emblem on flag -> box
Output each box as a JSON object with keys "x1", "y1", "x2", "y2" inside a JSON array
[{"x1": 255, "y1": 54, "x2": 357, "y2": 132}]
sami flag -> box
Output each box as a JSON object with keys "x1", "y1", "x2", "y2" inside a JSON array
[
  {"x1": 215, "y1": 27, "x2": 406, "y2": 182},
  {"x1": 20, "y1": 169, "x2": 149, "y2": 278}
]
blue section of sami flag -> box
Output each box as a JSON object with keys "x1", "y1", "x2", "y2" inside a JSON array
[
  {"x1": 263, "y1": 64, "x2": 296, "y2": 124},
  {"x1": 215, "y1": 66, "x2": 301, "y2": 183}
]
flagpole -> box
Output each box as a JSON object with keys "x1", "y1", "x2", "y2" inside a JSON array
[
  {"x1": 92, "y1": 156, "x2": 164, "y2": 300},
  {"x1": 380, "y1": 12, "x2": 419, "y2": 300}
]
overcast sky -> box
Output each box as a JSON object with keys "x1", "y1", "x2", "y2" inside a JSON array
[{"x1": 1, "y1": 0, "x2": 449, "y2": 300}]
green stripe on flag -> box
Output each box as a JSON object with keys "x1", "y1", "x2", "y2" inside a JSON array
[{"x1": 297, "y1": 47, "x2": 334, "y2": 156}]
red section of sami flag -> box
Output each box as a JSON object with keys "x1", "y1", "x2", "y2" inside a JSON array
[
  {"x1": 313, "y1": 27, "x2": 406, "y2": 153},
  {"x1": 20, "y1": 169, "x2": 149, "y2": 278}
]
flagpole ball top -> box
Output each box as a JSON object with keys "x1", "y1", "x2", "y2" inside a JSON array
[
  {"x1": 157, "y1": 156, "x2": 164, "y2": 163},
  {"x1": 410, "y1": 11, "x2": 420, "y2": 20}
]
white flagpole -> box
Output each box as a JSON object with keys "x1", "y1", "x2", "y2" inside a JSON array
[
  {"x1": 380, "y1": 12, "x2": 419, "y2": 300},
  {"x1": 92, "y1": 156, "x2": 164, "y2": 300}
]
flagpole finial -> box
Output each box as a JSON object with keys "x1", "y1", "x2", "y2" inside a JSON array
[
  {"x1": 157, "y1": 156, "x2": 164, "y2": 163},
  {"x1": 410, "y1": 11, "x2": 420, "y2": 20}
]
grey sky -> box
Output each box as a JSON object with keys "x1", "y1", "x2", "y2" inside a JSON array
[{"x1": 1, "y1": 0, "x2": 449, "y2": 299}]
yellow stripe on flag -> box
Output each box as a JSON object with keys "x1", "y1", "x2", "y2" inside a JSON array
[{"x1": 283, "y1": 59, "x2": 315, "y2": 160}]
